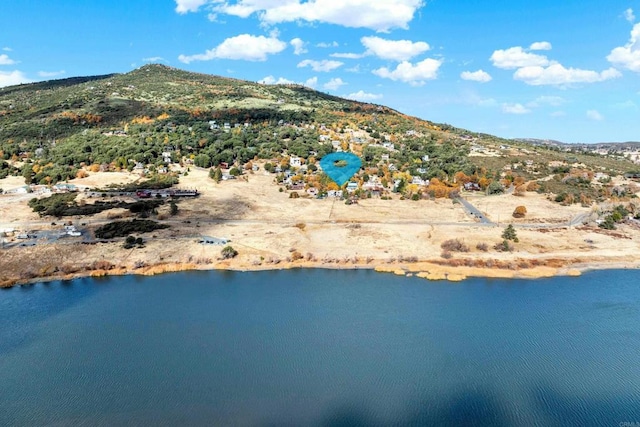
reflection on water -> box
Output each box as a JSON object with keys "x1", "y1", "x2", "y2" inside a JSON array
[{"x1": 1, "y1": 269, "x2": 639, "y2": 425}]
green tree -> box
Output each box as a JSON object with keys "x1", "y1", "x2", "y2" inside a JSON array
[
  {"x1": 221, "y1": 245, "x2": 238, "y2": 259},
  {"x1": 169, "y1": 201, "x2": 178, "y2": 216},
  {"x1": 487, "y1": 181, "x2": 504, "y2": 195},
  {"x1": 209, "y1": 167, "x2": 222, "y2": 183},
  {"x1": 501, "y1": 224, "x2": 519, "y2": 242}
]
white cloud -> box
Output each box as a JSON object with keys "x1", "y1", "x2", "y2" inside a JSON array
[
  {"x1": 297, "y1": 59, "x2": 343, "y2": 72},
  {"x1": 259, "y1": 75, "x2": 318, "y2": 88},
  {"x1": 373, "y1": 58, "x2": 442, "y2": 85},
  {"x1": 587, "y1": 109, "x2": 604, "y2": 121},
  {"x1": 175, "y1": 0, "x2": 208, "y2": 14},
  {"x1": 290, "y1": 38, "x2": 307, "y2": 55},
  {"x1": 259, "y1": 75, "x2": 296, "y2": 85},
  {"x1": 514, "y1": 64, "x2": 621, "y2": 86},
  {"x1": 330, "y1": 52, "x2": 365, "y2": 59},
  {"x1": 345, "y1": 90, "x2": 383, "y2": 102},
  {"x1": 2, "y1": 47, "x2": 11, "y2": 52},
  {"x1": 182, "y1": 0, "x2": 424, "y2": 32},
  {"x1": 178, "y1": 34, "x2": 286, "y2": 63},
  {"x1": 493, "y1": 42, "x2": 623, "y2": 86},
  {"x1": 490, "y1": 46, "x2": 550, "y2": 69},
  {"x1": 361, "y1": 36, "x2": 429, "y2": 61},
  {"x1": 0, "y1": 70, "x2": 31, "y2": 87},
  {"x1": 143, "y1": 56, "x2": 166, "y2": 62},
  {"x1": 607, "y1": 22, "x2": 640, "y2": 72},
  {"x1": 550, "y1": 111, "x2": 566, "y2": 117},
  {"x1": 460, "y1": 69, "x2": 492, "y2": 83},
  {"x1": 323, "y1": 77, "x2": 346, "y2": 91},
  {"x1": 529, "y1": 41, "x2": 552, "y2": 51},
  {"x1": 38, "y1": 70, "x2": 66, "y2": 78},
  {"x1": 317, "y1": 41, "x2": 339, "y2": 48},
  {"x1": 624, "y1": 8, "x2": 635, "y2": 22},
  {"x1": 502, "y1": 103, "x2": 531, "y2": 114},
  {"x1": 0, "y1": 54, "x2": 17, "y2": 65}
]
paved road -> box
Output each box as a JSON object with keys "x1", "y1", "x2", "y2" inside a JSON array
[{"x1": 455, "y1": 196, "x2": 495, "y2": 225}]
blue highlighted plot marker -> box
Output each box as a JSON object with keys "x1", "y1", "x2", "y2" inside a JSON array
[{"x1": 319, "y1": 152, "x2": 362, "y2": 186}]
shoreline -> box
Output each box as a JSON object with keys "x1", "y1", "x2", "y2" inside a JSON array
[{"x1": 5, "y1": 257, "x2": 640, "y2": 289}]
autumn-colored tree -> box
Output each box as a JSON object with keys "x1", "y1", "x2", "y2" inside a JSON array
[
  {"x1": 478, "y1": 176, "x2": 491, "y2": 190},
  {"x1": 513, "y1": 205, "x2": 527, "y2": 218},
  {"x1": 514, "y1": 185, "x2": 526, "y2": 197},
  {"x1": 526, "y1": 181, "x2": 540, "y2": 192},
  {"x1": 76, "y1": 170, "x2": 89, "y2": 179},
  {"x1": 513, "y1": 176, "x2": 526, "y2": 187},
  {"x1": 454, "y1": 171, "x2": 471, "y2": 185}
]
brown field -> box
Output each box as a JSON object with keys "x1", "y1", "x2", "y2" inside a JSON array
[{"x1": 2, "y1": 167, "x2": 640, "y2": 287}]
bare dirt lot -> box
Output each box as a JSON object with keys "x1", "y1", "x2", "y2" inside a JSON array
[{"x1": 2, "y1": 168, "x2": 640, "y2": 287}]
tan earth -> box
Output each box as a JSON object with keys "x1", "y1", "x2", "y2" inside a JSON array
[{"x1": 2, "y1": 166, "x2": 640, "y2": 287}]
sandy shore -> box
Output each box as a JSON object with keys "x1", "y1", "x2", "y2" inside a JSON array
[{"x1": 3, "y1": 239, "x2": 640, "y2": 288}]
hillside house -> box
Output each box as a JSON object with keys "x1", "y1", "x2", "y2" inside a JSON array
[
  {"x1": 411, "y1": 177, "x2": 429, "y2": 186},
  {"x1": 464, "y1": 182, "x2": 482, "y2": 191},
  {"x1": 290, "y1": 157, "x2": 302, "y2": 167},
  {"x1": 346, "y1": 182, "x2": 359, "y2": 193}
]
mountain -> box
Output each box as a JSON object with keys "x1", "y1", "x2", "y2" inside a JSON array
[{"x1": 1, "y1": 64, "x2": 638, "y2": 197}]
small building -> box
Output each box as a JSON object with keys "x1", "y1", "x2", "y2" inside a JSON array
[
  {"x1": 411, "y1": 177, "x2": 428, "y2": 186},
  {"x1": 346, "y1": 182, "x2": 359, "y2": 193},
  {"x1": 464, "y1": 182, "x2": 482, "y2": 191},
  {"x1": 290, "y1": 157, "x2": 302, "y2": 167},
  {"x1": 328, "y1": 190, "x2": 343, "y2": 198}
]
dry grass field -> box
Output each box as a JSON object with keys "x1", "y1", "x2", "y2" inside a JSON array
[{"x1": 2, "y1": 167, "x2": 640, "y2": 287}]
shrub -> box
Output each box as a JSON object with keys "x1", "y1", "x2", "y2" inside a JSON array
[
  {"x1": 221, "y1": 245, "x2": 238, "y2": 259},
  {"x1": 95, "y1": 219, "x2": 169, "y2": 239},
  {"x1": 526, "y1": 181, "x2": 540, "y2": 192},
  {"x1": 493, "y1": 239, "x2": 513, "y2": 252},
  {"x1": 441, "y1": 239, "x2": 469, "y2": 252},
  {"x1": 487, "y1": 181, "x2": 504, "y2": 195},
  {"x1": 476, "y1": 242, "x2": 489, "y2": 252},
  {"x1": 441, "y1": 251, "x2": 452, "y2": 259},
  {"x1": 91, "y1": 260, "x2": 114, "y2": 270},
  {"x1": 513, "y1": 205, "x2": 527, "y2": 218}
]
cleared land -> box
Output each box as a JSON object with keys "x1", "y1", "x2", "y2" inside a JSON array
[{"x1": 2, "y1": 168, "x2": 640, "y2": 287}]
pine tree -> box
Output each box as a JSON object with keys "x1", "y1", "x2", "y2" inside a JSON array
[{"x1": 501, "y1": 224, "x2": 519, "y2": 242}]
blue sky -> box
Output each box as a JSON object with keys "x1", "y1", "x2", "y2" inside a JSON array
[{"x1": 1, "y1": 0, "x2": 639, "y2": 143}]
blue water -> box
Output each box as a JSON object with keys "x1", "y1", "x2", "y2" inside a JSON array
[
  {"x1": 319, "y1": 152, "x2": 362, "y2": 186},
  {"x1": 1, "y1": 269, "x2": 639, "y2": 426}
]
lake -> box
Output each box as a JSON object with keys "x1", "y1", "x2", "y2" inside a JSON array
[{"x1": 1, "y1": 269, "x2": 639, "y2": 426}]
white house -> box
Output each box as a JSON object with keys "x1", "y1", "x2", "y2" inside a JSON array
[
  {"x1": 411, "y1": 177, "x2": 429, "y2": 186},
  {"x1": 290, "y1": 157, "x2": 302, "y2": 167},
  {"x1": 346, "y1": 182, "x2": 359, "y2": 193}
]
